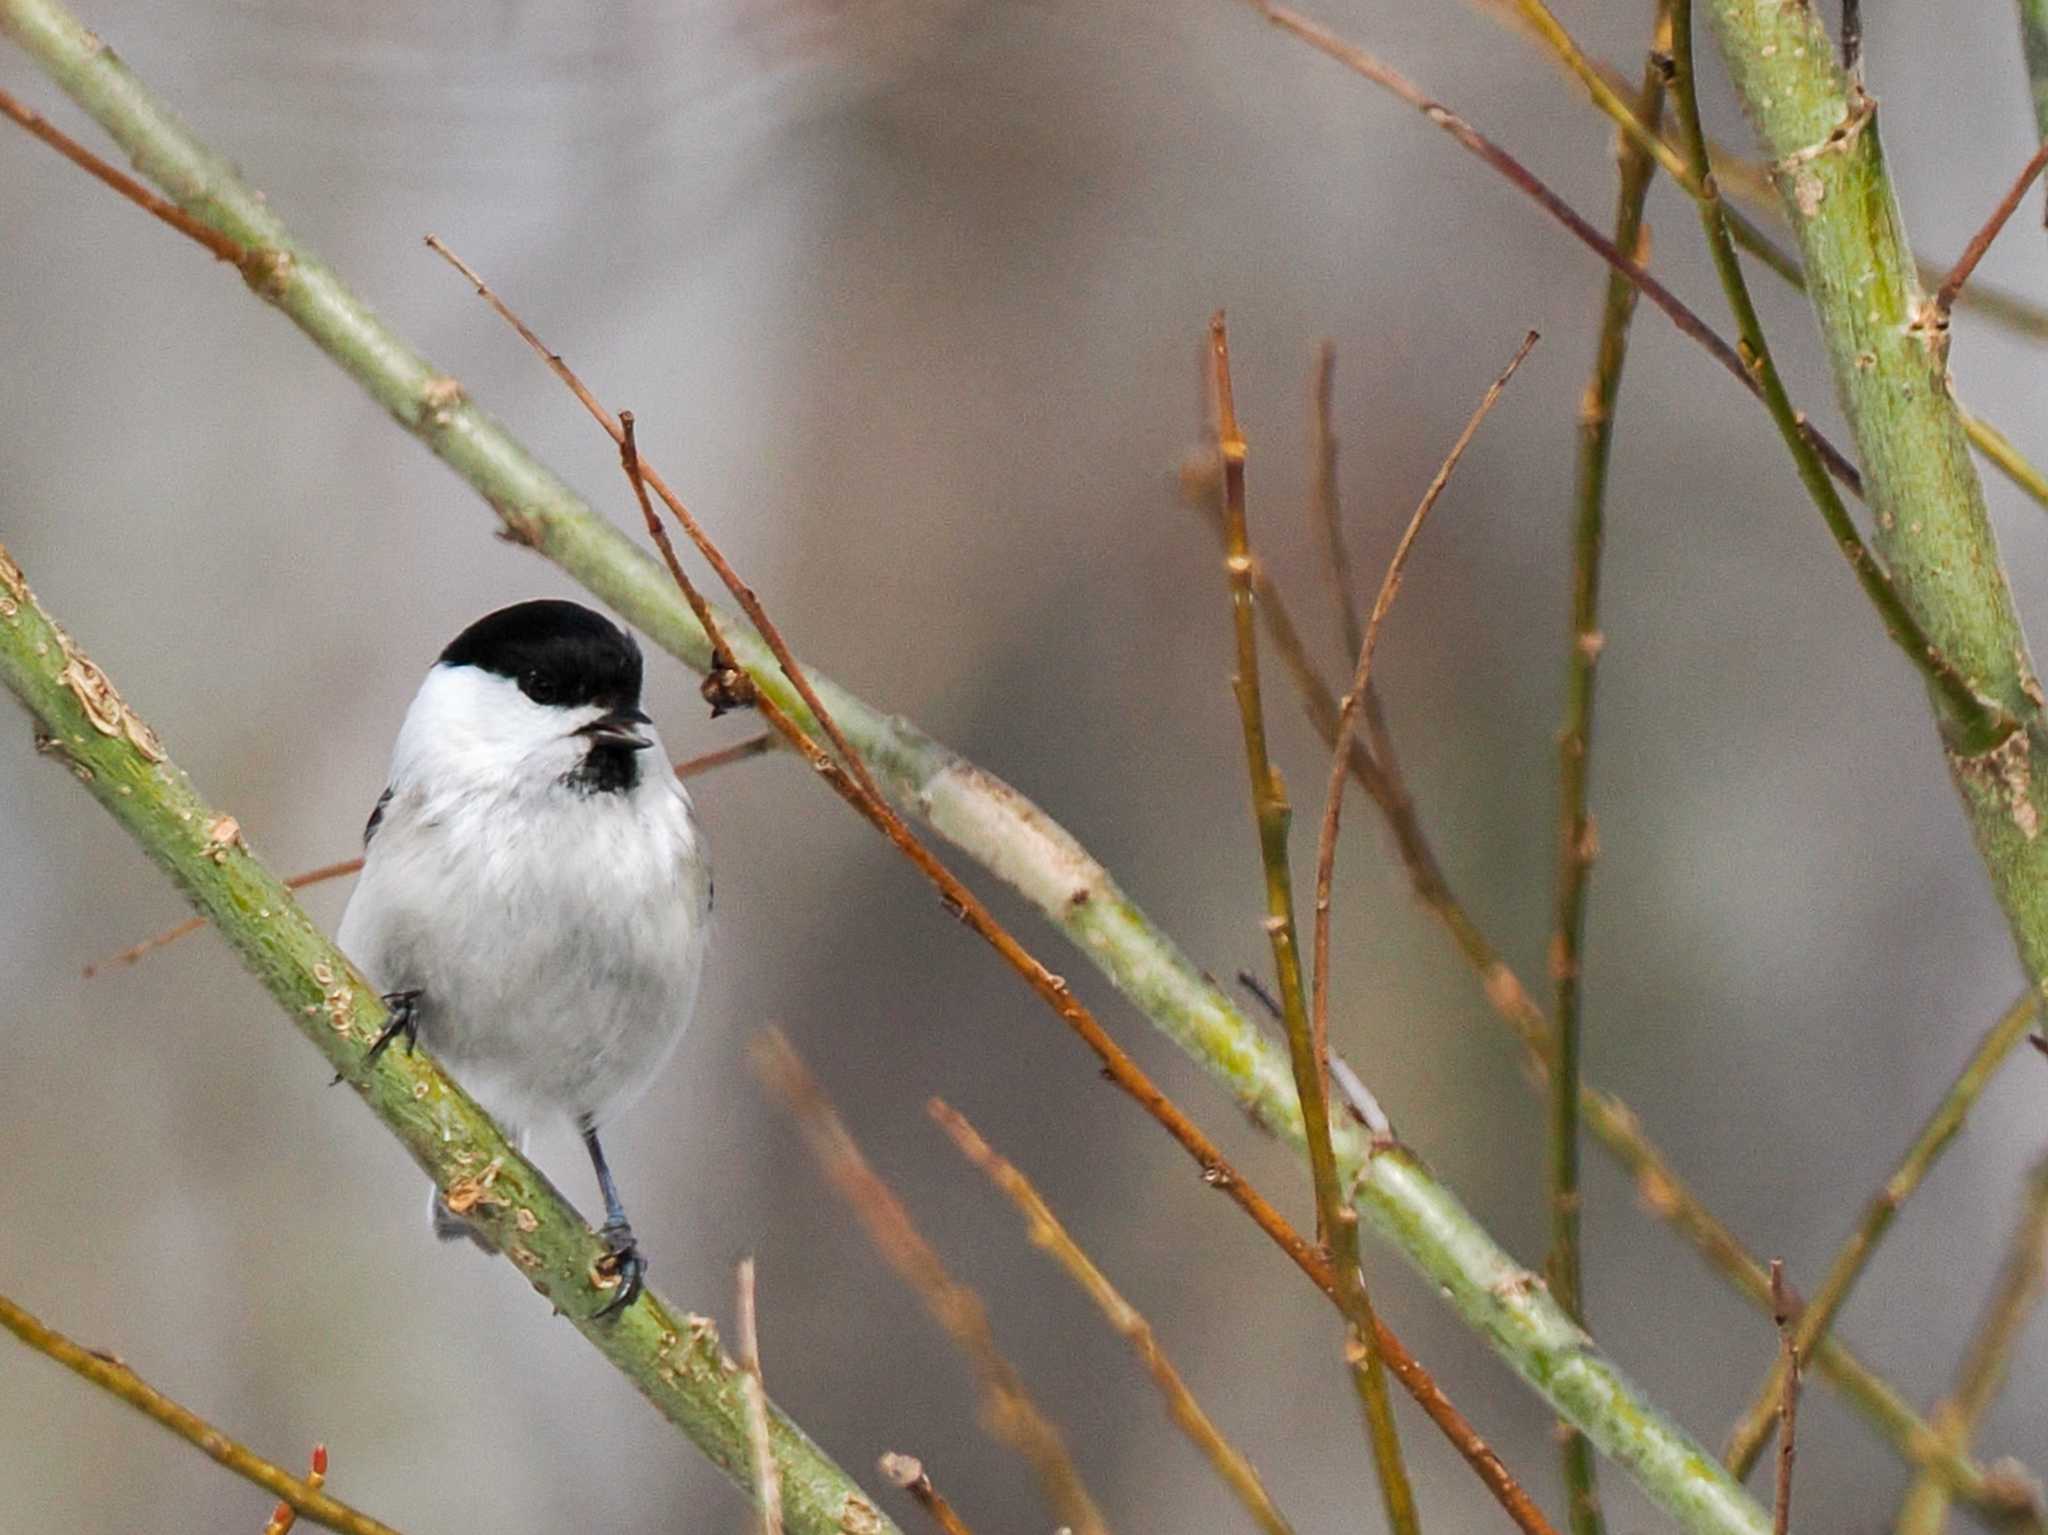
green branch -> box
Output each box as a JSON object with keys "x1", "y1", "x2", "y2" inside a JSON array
[
  {"x1": 0, "y1": 543, "x2": 897, "y2": 1535},
  {"x1": 1704, "y1": 0, "x2": 2048, "y2": 1015},
  {"x1": 0, "y1": 3, "x2": 1780, "y2": 1528}
]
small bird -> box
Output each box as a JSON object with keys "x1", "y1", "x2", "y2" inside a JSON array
[{"x1": 336, "y1": 599, "x2": 711, "y2": 1316}]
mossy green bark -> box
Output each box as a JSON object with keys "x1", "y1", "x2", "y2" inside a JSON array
[
  {"x1": 0, "y1": 2, "x2": 1783, "y2": 1525},
  {"x1": 1707, "y1": 0, "x2": 2048, "y2": 993},
  {"x1": 0, "y1": 543, "x2": 896, "y2": 1535}
]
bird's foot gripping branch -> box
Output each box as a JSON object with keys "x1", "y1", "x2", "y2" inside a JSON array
[{"x1": 0, "y1": 539, "x2": 901, "y2": 1535}]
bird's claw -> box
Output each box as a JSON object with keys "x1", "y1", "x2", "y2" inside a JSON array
[
  {"x1": 363, "y1": 989, "x2": 423, "y2": 1067},
  {"x1": 592, "y1": 1218, "x2": 646, "y2": 1319}
]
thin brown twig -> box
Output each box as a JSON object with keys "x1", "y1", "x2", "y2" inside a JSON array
[
  {"x1": 0, "y1": 83, "x2": 250, "y2": 265},
  {"x1": 752, "y1": 1032, "x2": 1108, "y2": 1535},
  {"x1": 1233, "y1": 0, "x2": 1861, "y2": 497},
  {"x1": 0, "y1": 1292, "x2": 402, "y2": 1535},
  {"x1": 1210, "y1": 315, "x2": 1419, "y2": 1535},
  {"x1": 737, "y1": 1258, "x2": 784, "y2": 1535},
  {"x1": 1308, "y1": 342, "x2": 1364, "y2": 666},
  {"x1": 1768, "y1": 1262, "x2": 1801, "y2": 1535},
  {"x1": 1719, "y1": 967, "x2": 2042, "y2": 1477},
  {"x1": 1897, "y1": 1154, "x2": 2048, "y2": 1534},
  {"x1": 1547, "y1": 12, "x2": 1669, "y2": 1524},
  {"x1": 1934, "y1": 141, "x2": 2048, "y2": 324},
  {"x1": 81, "y1": 734, "x2": 773, "y2": 976},
  {"x1": 929, "y1": 1098, "x2": 1298, "y2": 1535},
  {"x1": 878, "y1": 1453, "x2": 978, "y2": 1535},
  {"x1": 431, "y1": 241, "x2": 1556, "y2": 1534},
  {"x1": 1186, "y1": 481, "x2": 2044, "y2": 1526}
]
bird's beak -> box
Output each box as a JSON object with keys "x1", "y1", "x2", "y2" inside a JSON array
[{"x1": 577, "y1": 706, "x2": 654, "y2": 752}]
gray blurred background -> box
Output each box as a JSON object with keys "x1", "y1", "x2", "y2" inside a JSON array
[{"x1": 4, "y1": 1, "x2": 2046, "y2": 1530}]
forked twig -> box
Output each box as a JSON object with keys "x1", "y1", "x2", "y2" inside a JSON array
[
  {"x1": 1209, "y1": 314, "x2": 1418, "y2": 1535},
  {"x1": 752, "y1": 1032, "x2": 1108, "y2": 1535},
  {"x1": 1235, "y1": 0, "x2": 2018, "y2": 747},
  {"x1": 1896, "y1": 1154, "x2": 2048, "y2": 1533},
  {"x1": 0, "y1": 1292, "x2": 401, "y2": 1535},
  {"x1": 1722, "y1": 991, "x2": 2041, "y2": 1475},
  {"x1": 878, "y1": 1453, "x2": 978, "y2": 1535},
  {"x1": 424, "y1": 239, "x2": 1556, "y2": 1532},
  {"x1": 1308, "y1": 342, "x2": 1363, "y2": 665},
  {"x1": 930, "y1": 1099, "x2": 1297, "y2": 1535}
]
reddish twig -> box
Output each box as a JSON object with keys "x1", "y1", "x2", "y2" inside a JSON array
[
  {"x1": 1933, "y1": 141, "x2": 2048, "y2": 325},
  {"x1": 1234, "y1": 0, "x2": 1862, "y2": 498},
  {"x1": 930, "y1": 1098, "x2": 1297, "y2": 1535},
  {"x1": 753, "y1": 1032, "x2": 1108, "y2": 1535},
  {"x1": 878, "y1": 1453, "x2": 979, "y2": 1535},
  {"x1": 0, "y1": 83, "x2": 251, "y2": 266},
  {"x1": 427, "y1": 241, "x2": 1554, "y2": 1532}
]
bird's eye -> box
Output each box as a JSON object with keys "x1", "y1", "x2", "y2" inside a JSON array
[{"x1": 523, "y1": 672, "x2": 561, "y2": 705}]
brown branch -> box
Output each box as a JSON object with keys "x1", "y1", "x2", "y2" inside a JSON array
[
  {"x1": 752, "y1": 1032, "x2": 1108, "y2": 1535},
  {"x1": 428, "y1": 242, "x2": 1555, "y2": 1534},
  {"x1": 878, "y1": 1453, "x2": 978, "y2": 1535},
  {"x1": 0, "y1": 1292, "x2": 402, "y2": 1535},
  {"x1": 81, "y1": 734, "x2": 772, "y2": 976},
  {"x1": 1933, "y1": 141, "x2": 2048, "y2": 325},
  {"x1": 1233, "y1": 0, "x2": 1864, "y2": 499},
  {"x1": 1308, "y1": 342, "x2": 1364, "y2": 665},
  {"x1": 1768, "y1": 1263, "x2": 1801, "y2": 1535},
  {"x1": 1209, "y1": 315, "x2": 1418, "y2": 1535},
  {"x1": 929, "y1": 1098, "x2": 1298, "y2": 1535},
  {"x1": 0, "y1": 82, "x2": 250, "y2": 265},
  {"x1": 737, "y1": 1258, "x2": 785, "y2": 1535}
]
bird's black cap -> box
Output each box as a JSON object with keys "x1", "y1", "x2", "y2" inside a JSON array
[{"x1": 439, "y1": 599, "x2": 644, "y2": 713}]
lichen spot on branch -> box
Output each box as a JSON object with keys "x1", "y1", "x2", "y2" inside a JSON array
[{"x1": 1953, "y1": 727, "x2": 2042, "y2": 841}]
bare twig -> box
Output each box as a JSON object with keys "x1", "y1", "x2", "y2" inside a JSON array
[
  {"x1": 1238, "y1": 0, "x2": 2023, "y2": 745},
  {"x1": 1897, "y1": 1154, "x2": 2048, "y2": 1534},
  {"x1": 0, "y1": 1292, "x2": 401, "y2": 1535},
  {"x1": 1933, "y1": 142, "x2": 2048, "y2": 325},
  {"x1": 81, "y1": 734, "x2": 772, "y2": 976},
  {"x1": 737, "y1": 1259, "x2": 785, "y2": 1535},
  {"x1": 878, "y1": 1454, "x2": 978, "y2": 1535},
  {"x1": 1767, "y1": 1263, "x2": 1801, "y2": 1535},
  {"x1": 0, "y1": 82, "x2": 249, "y2": 265},
  {"x1": 1722, "y1": 989, "x2": 2039, "y2": 1475},
  {"x1": 1308, "y1": 342, "x2": 1363, "y2": 665},
  {"x1": 1190, "y1": 482, "x2": 2043, "y2": 1526},
  {"x1": 752, "y1": 1033, "x2": 1107, "y2": 1535},
  {"x1": 1548, "y1": 13, "x2": 1669, "y2": 1524},
  {"x1": 930, "y1": 1099, "x2": 1297, "y2": 1535},
  {"x1": 1209, "y1": 314, "x2": 1419, "y2": 1535},
  {"x1": 424, "y1": 236, "x2": 1557, "y2": 1527}
]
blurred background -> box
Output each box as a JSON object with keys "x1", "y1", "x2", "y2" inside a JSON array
[{"x1": 4, "y1": 0, "x2": 2047, "y2": 1529}]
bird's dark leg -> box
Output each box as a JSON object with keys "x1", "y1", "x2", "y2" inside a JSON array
[
  {"x1": 331, "y1": 989, "x2": 422, "y2": 1085},
  {"x1": 581, "y1": 1118, "x2": 645, "y2": 1318},
  {"x1": 364, "y1": 989, "x2": 423, "y2": 1066}
]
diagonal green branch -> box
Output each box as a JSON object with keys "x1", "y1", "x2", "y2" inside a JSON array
[
  {"x1": 0, "y1": 543, "x2": 898, "y2": 1535},
  {"x1": 0, "y1": 4, "x2": 1780, "y2": 1528},
  {"x1": 1704, "y1": 2, "x2": 2048, "y2": 1027}
]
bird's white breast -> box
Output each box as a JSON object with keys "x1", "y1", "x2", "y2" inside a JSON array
[{"x1": 335, "y1": 666, "x2": 711, "y2": 1134}]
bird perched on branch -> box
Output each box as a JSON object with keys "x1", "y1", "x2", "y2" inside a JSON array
[{"x1": 336, "y1": 599, "x2": 711, "y2": 1316}]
